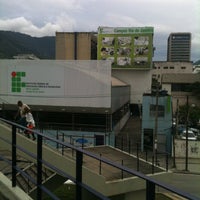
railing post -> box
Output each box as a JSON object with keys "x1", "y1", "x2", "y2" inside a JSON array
[
  {"x1": 128, "y1": 139, "x2": 131, "y2": 154},
  {"x1": 37, "y1": 134, "x2": 43, "y2": 200},
  {"x1": 166, "y1": 153, "x2": 168, "y2": 172},
  {"x1": 76, "y1": 150, "x2": 83, "y2": 200},
  {"x1": 56, "y1": 130, "x2": 59, "y2": 149},
  {"x1": 152, "y1": 155, "x2": 154, "y2": 174},
  {"x1": 121, "y1": 160, "x2": 124, "y2": 179},
  {"x1": 62, "y1": 133, "x2": 64, "y2": 155},
  {"x1": 12, "y1": 124, "x2": 17, "y2": 187},
  {"x1": 137, "y1": 143, "x2": 139, "y2": 171},
  {"x1": 121, "y1": 136, "x2": 124, "y2": 151},
  {"x1": 99, "y1": 153, "x2": 102, "y2": 175},
  {"x1": 145, "y1": 149, "x2": 148, "y2": 161},
  {"x1": 146, "y1": 180, "x2": 155, "y2": 200}
]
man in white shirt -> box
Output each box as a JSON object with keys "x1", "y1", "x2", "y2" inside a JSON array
[{"x1": 15, "y1": 100, "x2": 30, "y2": 132}]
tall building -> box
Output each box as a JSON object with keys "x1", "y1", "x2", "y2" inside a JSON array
[
  {"x1": 56, "y1": 32, "x2": 92, "y2": 60},
  {"x1": 167, "y1": 32, "x2": 191, "y2": 62}
]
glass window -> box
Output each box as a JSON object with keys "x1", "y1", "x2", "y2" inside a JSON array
[{"x1": 150, "y1": 104, "x2": 165, "y2": 117}]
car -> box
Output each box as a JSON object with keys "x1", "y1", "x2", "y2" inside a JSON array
[
  {"x1": 189, "y1": 128, "x2": 199, "y2": 135},
  {"x1": 180, "y1": 130, "x2": 197, "y2": 141}
]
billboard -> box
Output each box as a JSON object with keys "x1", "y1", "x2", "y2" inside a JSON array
[{"x1": 97, "y1": 26, "x2": 154, "y2": 69}]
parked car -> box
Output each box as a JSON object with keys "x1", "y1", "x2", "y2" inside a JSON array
[
  {"x1": 180, "y1": 130, "x2": 197, "y2": 141},
  {"x1": 189, "y1": 128, "x2": 199, "y2": 135}
]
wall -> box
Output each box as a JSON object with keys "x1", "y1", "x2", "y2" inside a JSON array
[
  {"x1": 142, "y1": 95, "x2": 172, "y2": 153},
  {"x1": 56, "y1": 32, "x2": 91, "y2": 60},
  {"x1": 152, "y1": 62, "x2": 193, "y2": 83},
  {"x1": 112, "y1": 70, "x2": 152, "y2": 104},
  {"x1": 56, "y1": 32, "x2": 75, "y2": 59},
  {"x1": 174, "y1": 140, "x2": 200, "y2": 158},
  {"x1": 111, "y1": 85, "x2": 130, "y2": 113},
  {"x1": 0, "y1": 60, "x2": 111, "y2": 108}
]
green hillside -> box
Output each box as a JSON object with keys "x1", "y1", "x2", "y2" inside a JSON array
[{"x1": 0, "y1": 31, "x2": 55, "y2": 59}]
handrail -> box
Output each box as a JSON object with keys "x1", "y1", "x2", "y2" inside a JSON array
[{"x1": 0, "y1": 117, "x2": 199, "y2": 200}]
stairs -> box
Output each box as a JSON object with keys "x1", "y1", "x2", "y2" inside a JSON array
[{"x1": 0, "y1": 150, "x2": 56, "y2": 194}]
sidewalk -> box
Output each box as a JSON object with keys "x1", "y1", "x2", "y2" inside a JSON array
[{"x1": 172, "y1": 158, "x2": 200, "y2": 174}]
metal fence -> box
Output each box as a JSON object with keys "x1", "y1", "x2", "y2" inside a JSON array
[{"x1": 0, "y1": 118, "x2": 199, "y2": 200}]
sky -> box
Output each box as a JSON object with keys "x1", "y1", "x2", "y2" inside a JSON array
[{"x1": 0, "y1": 0, "x2": 199, "y2": 61}]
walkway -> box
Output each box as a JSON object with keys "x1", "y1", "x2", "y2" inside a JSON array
[{"x1": 1, "y1": 120, "x2": 200, "y2": 199}]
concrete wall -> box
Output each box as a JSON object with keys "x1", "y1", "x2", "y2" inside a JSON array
[
  {"x1": 0, "y1": 60, "x2": 111, "y2": 108},
  {"x1": 0, "y1": 173, "x2": 33, "y2": 200},
  {"x1": 112, "y1": 70, "x2": 152, "y2": 104},
  {"x1": 56, "y1": 32, "x2": 91, "y2": 60},
  {"x1": 152, "y1": 62, "x2": 193, "y2": 83},
  {"x1": 174, "y1": 140, "x2": 200, "y2": 158},
  {"x1": 56, "y1": 32, "x2": 75, "y2": 60},
  {"x1": 111, "y1": 85, "x2": 130, "y2": 113}
]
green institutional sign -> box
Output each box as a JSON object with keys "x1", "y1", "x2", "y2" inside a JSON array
[{"x1": 97, "y1": 26, "x2": 154, "y2": 69}]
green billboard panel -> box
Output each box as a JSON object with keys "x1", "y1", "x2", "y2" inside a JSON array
[{"x1": 97, "y1": 26, "x2": 154, "y2": 69}]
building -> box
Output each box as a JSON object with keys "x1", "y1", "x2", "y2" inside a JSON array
[
  {"x1": 56, "y1": 32, "x2": 92, "y2": 60},
  {"x1": 13, "y1": 54, "x2": 39, "y2": 60},
  {"x1": 151, "y1": 61, "x2": 200, "y2": 114},
  {"x1": 0, "y1": 59, "x2": 130, "y2": 146},
  {"x1": 162, "y1": 73, "x2": 200, "y2": 112},
  {"x1": 141, "y1": 94, "x2": 172, "y2": 153},
  {"x1": 167, "y1": 32, "x2": 191, "y2": 62},
  {"x1": 152, "y1": 61, "x2": 193, "y2": 83},
  {"x1": 55, "y1": 27, "x2": 154, "y2": 115}
]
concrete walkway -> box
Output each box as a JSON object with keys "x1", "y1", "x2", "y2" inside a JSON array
[{"x1": 118, "y1": 116, "x2": 200, "y2": 199}]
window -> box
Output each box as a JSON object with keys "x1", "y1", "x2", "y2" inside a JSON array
[
  {"x1": 150, "y1": 104, "x2": 165, "y2": 117},
  {"x1": 172, "y1": 83, "x2": 191, "y2": 92}
]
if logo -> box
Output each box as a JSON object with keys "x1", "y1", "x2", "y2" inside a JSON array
[{"x1": 11, "y1": 71, "x2": 26, "y2": 92}]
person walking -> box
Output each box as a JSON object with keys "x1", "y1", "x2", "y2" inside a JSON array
[
  {"x1": 15, "y1": 100, "x2": 30, "y2": 131},
  {"x1": 23, "y1": 106, "x2": 36, "y2": 141}
]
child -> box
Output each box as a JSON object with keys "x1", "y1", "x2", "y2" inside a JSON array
[{"x1": 23, "y1": 107, "x2": 36, "y2": 141}]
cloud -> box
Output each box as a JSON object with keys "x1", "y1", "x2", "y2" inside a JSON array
[
  {"x1": 0, "y1": 16, "x2": 78, "y2": 37},
  {"x1": 0, "y1": 0, "x2": 199, "y2": 60}
]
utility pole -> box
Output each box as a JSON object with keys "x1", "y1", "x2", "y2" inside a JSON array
[
  {"x1": 153, "y1": 82, "x2": 159, "y2": 165},
  {"x1": 185, "y1": 95, "x2": 189, "y2": 171},
  {"x1": 172, "y1": 99, "x2": 179, "y2": 168}
]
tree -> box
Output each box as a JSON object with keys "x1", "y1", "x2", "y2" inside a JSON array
[
  {"x1": 178, "y1": 104, "x2": 200, "y2": 128},
  {"x1": 187, "y1": 82, "x2": 200, "y2": 99}
]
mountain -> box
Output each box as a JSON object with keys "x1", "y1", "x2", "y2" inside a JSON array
[
  {"x1": 0, "y1": 31, "x2": 55, "y2": 59},
  {"x1": 194, "y1": 59, "x2": 200, "y2": 65}
]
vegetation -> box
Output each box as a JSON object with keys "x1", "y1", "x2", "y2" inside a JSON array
[
  {"x1": 186, "y1": 82, "x2": 200, "y2": 99},
  {"x1": 0, "y1": 31, "x2": 55, "y2": 59},
  {"x1": 178, "y1": 104, "x2": 200, "y2": 128},
  {"x1": 0, "y1": 31, "x2": 98, "y2": 60},
  {"x1": 43, "y1": 184, "x2": 76, "y2": 200}
]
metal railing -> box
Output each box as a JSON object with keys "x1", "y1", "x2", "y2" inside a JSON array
[{"x1": 0, "y1": 117, "x2": 199, "y2": 200}]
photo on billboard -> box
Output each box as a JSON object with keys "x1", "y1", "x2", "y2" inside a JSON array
[
  {"x1": 117, "y1": 47, "x2": 131, "y2": 56},
  {"x1": 118, "y1": 36, "x2": 132, "y2": 46}
]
